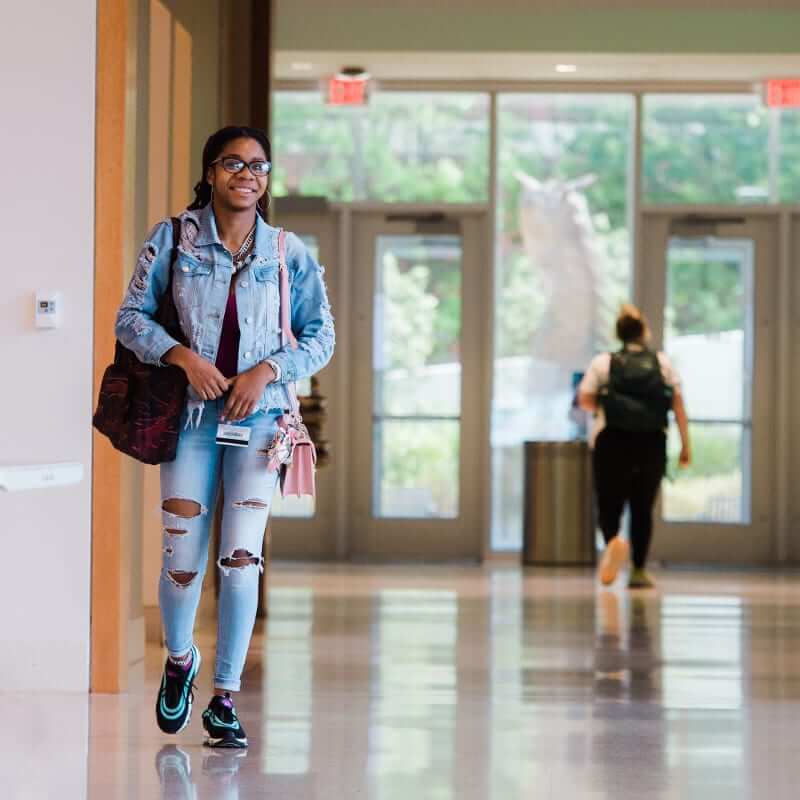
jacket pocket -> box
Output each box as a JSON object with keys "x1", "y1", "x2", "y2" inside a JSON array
[
  {"x1": 175, "y1": 253, "x2": 212, "y2": 277},
  {"x1": 252, "y1": 264, "x2": 279, "y2": 284},
  {"x1": 173, "y1": 253, "x2": 213, "y2": 310}
]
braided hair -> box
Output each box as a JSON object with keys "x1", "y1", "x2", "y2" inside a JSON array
[{"x1": 188, "y1": 126, "x2": 272, "y2": 219}]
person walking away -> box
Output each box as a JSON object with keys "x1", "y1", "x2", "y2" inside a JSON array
[{"x1": 578, "y1": 305, "x2": 690, "y2": 589}]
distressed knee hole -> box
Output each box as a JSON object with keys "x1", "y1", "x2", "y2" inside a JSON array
[
  {"x1": 220, "y1": 548, "x2": 260, "y2": 569},
  {"x1": 166, "y1": 570, "x2": 197, "y2": 587},
  {"x1": 162, "y1": 498, "x2": 203, "y2": 518},
  {"x1": 165, "y1": 527, "x2": 188, "y2": 536},
  {"x1": 218, "y1": 548, "x2": 263, "y2": 575},
  {"x1": 232, "y1": 498, "x2": 268, "y2": 511}
]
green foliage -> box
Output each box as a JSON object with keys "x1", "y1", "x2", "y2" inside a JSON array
[
  {"x1": 495, "y1": 248, "x2": 546, "y2": 357},
  {"x1": 381, "y1": 254, "x2": 438, "y2": 372},
  {"x1": 643, "y1": 96, "x2": 770, "y2": 204},
  {"x1": 669, "y1": 425, "x2": 740, "y2": 479},
  {"x1": 272, "y1": 92, "x2": 489, "y2": 202},
  {"x1": 495, "y1": 96, "x2": 633, "y2": 357},
  {"x1": 497, "y1": 96, "x2": 632, "y2": 233},
  {"x1": 379, "y1": 241, "x2": 463, "y2": 372},
  {"x1": 666, "y1": 256, "x2": 745, "y2": 337},
  {"x1": 379, "y1": 421, "x2": 460, "y2": 517}
]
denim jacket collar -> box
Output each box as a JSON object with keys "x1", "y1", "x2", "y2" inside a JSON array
[{"x1": 192, "y1": 203, "x2": 278, "y2": 260}]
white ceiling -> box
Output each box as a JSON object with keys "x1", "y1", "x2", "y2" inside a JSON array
[{"x1": 274, "y1": 51, "x2": 800, "y2": 84}]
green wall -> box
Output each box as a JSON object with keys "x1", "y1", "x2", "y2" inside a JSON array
[{"x1": 274, "y1": 7, "x2": 800, "y2": 54}]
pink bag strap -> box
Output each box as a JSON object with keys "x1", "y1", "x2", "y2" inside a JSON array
[{"x1": 277, "y1": 229, "x2": 300, "y2": 415}]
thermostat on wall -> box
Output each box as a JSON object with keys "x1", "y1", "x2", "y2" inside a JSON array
[{"x1": 35, "y1": 291, "x2": 62, "y2": 329}]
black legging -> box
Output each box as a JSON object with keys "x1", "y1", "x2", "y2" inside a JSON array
[{"x1": 592, "y1": 428, "x2": 667, "y2": 569}]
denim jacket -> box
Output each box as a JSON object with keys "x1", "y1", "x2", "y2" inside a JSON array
[{"x1": 115, "y1": 204, "x2": 335, "y2": 416}]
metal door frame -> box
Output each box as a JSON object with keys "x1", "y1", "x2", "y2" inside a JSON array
[
  {"x1": 270, "y1": 203, "x2": 492, "y2": 561},
  {"x1": 348, "y1": 207, "x2": 491, "y2": 561},
  {"x1": 638, "y1": 208, "x2": 779, "y2": 564},
  {"x1": 269, "y1": 208, "x2": 342, "y2": 559}
]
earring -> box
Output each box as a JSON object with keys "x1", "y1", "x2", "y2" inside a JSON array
[{"x1": 265, "y1": 190, "x2": 272, "y2": 210}]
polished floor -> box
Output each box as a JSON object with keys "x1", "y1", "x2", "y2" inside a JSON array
[{"x1": 6, "y1": 563, "x2": 800, "y2": 799}]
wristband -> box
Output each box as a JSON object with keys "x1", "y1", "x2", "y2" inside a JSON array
[{"x1": 265, "y1": 359, "x2": 282, "y2": 383}]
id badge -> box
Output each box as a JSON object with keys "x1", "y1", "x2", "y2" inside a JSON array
[{"x1": 216, "y1": 423, "x2": 252, "y2": 448}]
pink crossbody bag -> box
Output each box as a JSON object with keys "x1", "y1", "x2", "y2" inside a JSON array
[{"x1": 264, "y1": 230, "x2": 317, "y2": 497}]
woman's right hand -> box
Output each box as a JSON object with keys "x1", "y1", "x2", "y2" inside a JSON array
[{"x1": 165, "y1": 345, "x2": 229, "y2": 400}]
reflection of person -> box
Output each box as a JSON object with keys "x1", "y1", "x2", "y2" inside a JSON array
[
  {"x1": 156, "y1": 745, "x2": 245, "y2": 800},
  {"x1": 115, "y1": 126, "x2": 334, "y2": 747},
  {"x1": 156, "y1": 746, "x2": 197, "y2": 800},
  {"x1": 578, "y1": 305, "x2": 690, "y2": 589}
]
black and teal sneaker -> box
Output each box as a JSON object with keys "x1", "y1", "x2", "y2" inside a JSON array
[
  {"x1": 202, "y1": 693, "x2": 248, "y2": 749},
  {"x1": 155, "y1": 645, "x2": 201, "y2": 735}
]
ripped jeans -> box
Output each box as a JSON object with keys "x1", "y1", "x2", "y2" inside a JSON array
[{"x1": 159, "y1": 399, "x2": 280, "y2": 691}]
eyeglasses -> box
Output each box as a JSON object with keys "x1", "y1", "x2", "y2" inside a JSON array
[{"x1": 211, "y1": 156, "x2": 272, "y2": 177}]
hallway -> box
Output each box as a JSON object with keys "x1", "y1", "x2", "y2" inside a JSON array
[{"x1": 7, "y1": 564, "x2": 800, "y2": 798}]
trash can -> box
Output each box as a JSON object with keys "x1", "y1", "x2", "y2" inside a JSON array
[{"x1": 522, "y1": 440, "x2": 596, "y2": 566}]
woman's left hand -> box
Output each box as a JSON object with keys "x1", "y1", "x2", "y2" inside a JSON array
[{"x1": 221, "y1": 363, "x2": 276, "y2": 422}]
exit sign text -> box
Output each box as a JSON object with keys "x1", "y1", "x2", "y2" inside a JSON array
[{"x1": 765, "y1": 79, "x2": 800, "y2": 108}]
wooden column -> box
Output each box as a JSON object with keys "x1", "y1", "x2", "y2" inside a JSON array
[
  {"x1": 92, "y1": 0, "x2": 130, "y2": 693},
  {"x1": 250, "y1": 0, "x2": 273, "y2": 131},
  {"x1": 220, "y1": 0, "x2": 273, "y2": 129}
]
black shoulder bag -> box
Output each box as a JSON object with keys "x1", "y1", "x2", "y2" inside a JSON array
[{"x1": 92, "y1": 218, "x2": 188, "y2": 464}]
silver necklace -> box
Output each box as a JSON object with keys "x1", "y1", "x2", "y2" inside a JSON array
[{"x1": 231, "y1": 225, "x2": 256, "y2": 272}]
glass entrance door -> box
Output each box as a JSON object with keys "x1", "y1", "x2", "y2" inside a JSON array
[
  {"x1": 640, "y1": 212, "x2": 777, "y2": 563},
  {"x1": 350, "y1": 211, "x2": 490, "y2": 560}
]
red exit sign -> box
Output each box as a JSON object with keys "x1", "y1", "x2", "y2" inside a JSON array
[
  {"x1": 326, "y1": 76, "x2": 369, "y2": 107},
  {"x1": 765, "y1": 79, "x2": 800, "y2": 108}
]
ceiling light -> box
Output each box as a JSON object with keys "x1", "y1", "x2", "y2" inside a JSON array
[
  {"x1": 555, "y1": 64, "x2": 578, "y2": 74},
  {"x1": 291, "y1": 62, "x2": 314, "y2": 72}
]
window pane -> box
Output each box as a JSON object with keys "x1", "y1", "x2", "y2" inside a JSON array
[
  {"x1": 662, "y1": 236, "x2": 754, "y2": 526},
  {"x1": 643, "y1": 94, "x2": 769, "y2": 204},
  {"x1": 374, "y1": 235, "x2": 462, "y2": 417},
  {"x1": 663, "y1": 422, "x2": 750, "y2": 524},
  {"x1": 272, "y1": 91, "x2": 490, "y2": 203},
  {"x1": 374, "y1": 420, "x2": 460, "y2": 519},
  {"x1": 779, "y1": 107, "x2": 800, "y2": 202},
  {"x1": 372, "y1": 232, "x2": 463, "y2": 520},
  {"x1": 491, "y1": 94, "x2": 633, "y2": 550},
  {"x1": 664, "y1": 238, "x2": 754, "y2": 421}
]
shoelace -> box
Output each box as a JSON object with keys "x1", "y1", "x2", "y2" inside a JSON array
[{"x1": 162, "y1": 665, "x2": 197, "y2": 708}]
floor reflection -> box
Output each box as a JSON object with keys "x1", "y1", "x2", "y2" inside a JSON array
[
  {"x1": 8, "y1": 565, "x2": 800, "y2": 799},
  {"x1": 156, "y1": 745, "x2": 246, "y2": 800}
]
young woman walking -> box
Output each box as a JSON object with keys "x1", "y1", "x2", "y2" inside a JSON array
[
  {"x1": 579, "y1": 305, "x2": 690, "y2": 589},
  {"x1": 115, "y1": 126, "x2": 334, "y2": 747}
]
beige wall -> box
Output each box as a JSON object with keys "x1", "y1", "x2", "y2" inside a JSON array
[{"x1": 0, "y1": 0, "x2": 95, "y2": 698}]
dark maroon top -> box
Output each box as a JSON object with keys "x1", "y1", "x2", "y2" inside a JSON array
[{"x1": 215, "y1": 292, "x2": 240, "y2": 379}]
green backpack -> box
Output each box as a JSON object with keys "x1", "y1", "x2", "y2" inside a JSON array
[{"x1": 602, "y1": 349, "x2": 674, "y2": 433}]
